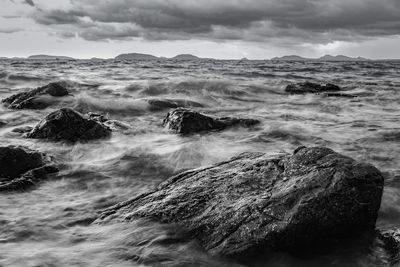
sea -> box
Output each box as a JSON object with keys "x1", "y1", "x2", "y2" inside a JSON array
[{"x1": 0, "y1": 59, "x2": 399, "y2": 266}]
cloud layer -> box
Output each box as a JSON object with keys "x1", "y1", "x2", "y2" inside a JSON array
[{"x1": 28, "y1": 0, "x2": 400, "y2": 43}]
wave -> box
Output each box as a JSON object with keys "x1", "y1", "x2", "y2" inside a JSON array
[
  {"x1": 7, "y1": 74, "x2": 44, "y2": 82},
  {"x1": 251, "y1": 129, "x2": 330, "y2": 146},
  {"x1": 73, "y1": 93, "x2": 148, "y2": 115}
]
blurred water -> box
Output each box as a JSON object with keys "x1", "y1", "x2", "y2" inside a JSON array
[{"x1": 0, "y1": 59, "x2": 399, "y2": 266}]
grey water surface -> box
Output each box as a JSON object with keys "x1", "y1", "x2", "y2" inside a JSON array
[{"x1": 0, "y1": 59, "x2": 399, "y2": 266}]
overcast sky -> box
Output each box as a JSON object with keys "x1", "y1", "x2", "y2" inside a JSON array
[{"x1": 1, "y1": 0, "x2": 400, "y2": 59}]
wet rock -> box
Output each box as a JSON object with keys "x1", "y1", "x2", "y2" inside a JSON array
[
  {"x1": 162, "y1": 108, "x2": 260, "y2": 134},
  {"x1": 87, "y1": 112, "x2": 108, "y2": 123},
  {"x1": 97, "y1": 146, "x2": 384, "y2": 258},
  {"x1": 375, "y1": 229, "x2": 400, "y2": 265},
  {"x1": 11, "y1": 126, "x2": 33, "y2": 134},
  {"x1": 0, "y1": 146, "x2": 58, "y2": 192},
  {"x1": 148, "y1": 99, "x2": 204, "y2": 111},
  {"x1": 285, "y1": 82, "x2": 341, "y2": 94},
  {"x1": 27, "y1": 108, "x2": 111, "y2": 142},
  {"x1": 2, "y1": 82, "x2": 69, "y2": 109},
  {"x1": 87, "y1": 112, "x2": 131, "y2": 131}
]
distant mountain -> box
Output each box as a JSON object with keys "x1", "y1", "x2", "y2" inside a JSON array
[
  {"x1": 28, "y1": 55, "x2": 75, "y2": 60},
  {"x1": 271, "y1": 54, "x2": 370, "y2": 62},
  {"x1": 115, "y1": 53, "x2": 159, "y2": 60},
  {"x1": 171, "y1": 54, "x2": 200, "y2": 60},
  {"x1": 272, "y1": 55, "x2": 311, "y2": 61},
  {"x1": 318, "y1": 55, "x2": 370, "y2": 61}
]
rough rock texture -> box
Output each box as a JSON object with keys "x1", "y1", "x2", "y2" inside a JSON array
[
  {"x1": 97, "y1": 146, "x2": 384, "y2": 258},
  {"x1": 27, "y1": 108, "x2": 111, "y2": 142},
  {"x1": 0, "y1": 146, "x2": 58, "y2": 192},
  {"x1": 162, "y1": 108, "x2": 260, "y2": 134},
  {"x1": 285, "y1": 82, "x2": 341, "y2": 94},
  {"x1": 2, "y1": 82, "x2": 69, "y2": 109},
  {"x1": 148, "y1": 99, "x2": 203, "y2": 111},
  {"x1": 376, "y1": 229, "x2": 400, "y2": 265}
]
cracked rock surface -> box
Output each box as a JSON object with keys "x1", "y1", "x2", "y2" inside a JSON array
[{"x1": 96, "y1": 146, "x2": 384, "y2": 258}]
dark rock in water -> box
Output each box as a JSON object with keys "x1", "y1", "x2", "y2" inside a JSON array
[
  {"x1": 87, "y1": 112, "x2": 131, "y2": 131},
  {"x1": 163, "y1": 108, "x2": 260, "y2": 134},
  {"x1": 2, "y1": 82, "x2": 69, "y2": 109},
  {"x1": 0, "y1": 146, "x2": 44, "y2": 178},
  {"x1": 0, "y1": 146, "x2": 58, "y2": 192},
  {"x1": 97, "y1": 146, "x2": 384, "y2": 258},
  {"x1": 87, "y1": 112, "x2": 108, "y2": 123},
  {"x1": 0, "y1": 120, "x2": 6, "y2": 127},
  {"x1": 285, "y1": 82, "x2": 341, "y2": 94},
  {"x1": 11, "y1": 126, "x2": 33, "y2": 134},
  {"x1": 148, "y1": 99, "x2": 204, "y2": 111},
  {"x1": 375, "y1": 229, "x2": 400, "y2": 265},
  {"x1": 27, "y1": 108, "x2": 111, "y2": 142}
]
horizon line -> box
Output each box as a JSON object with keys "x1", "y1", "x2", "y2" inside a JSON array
[{"x1": 1, "y1": 53, "x2": 400, "y2": 61}]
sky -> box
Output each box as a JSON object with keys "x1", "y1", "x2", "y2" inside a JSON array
[{"x1": 1, "y1": 0, "x2": 400, "y2": 59}]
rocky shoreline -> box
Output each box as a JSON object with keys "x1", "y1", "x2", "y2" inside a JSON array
[{"x1": 1, "y1": 81, "x2": 399, "y2": 265}]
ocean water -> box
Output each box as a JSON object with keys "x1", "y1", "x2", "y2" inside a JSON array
[{"x1": 0, "y1": 59, "x2": 399, "y2": 267}]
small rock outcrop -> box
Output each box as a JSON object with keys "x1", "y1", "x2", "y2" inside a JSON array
[
  {"x1": 2, "y1": 82, "x2": 69, "y2": 109},
  {"x1": 285, "y1": 82, "x2": 341, "y2": 94},
  {"x1": 162, "y1": 108, "x2": 260, "y2": 134},
  {"x1": 87, "y1": 112, "x2": 131, "y2": 131},
  {"x1": 0, "y1": 146, "x2": 58, "y2": 192},
  {"x1": 97, "y1": 146, "x2": 384, "y2": 258},
  {"x1": 375, "y1": 229, "x2": 400, "y2": 265},
  {"x1": 27, "y1": 108, "x2": 111, "y2": 142}
]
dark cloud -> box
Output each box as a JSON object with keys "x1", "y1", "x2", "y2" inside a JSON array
[
  {"x1": 23, "y1": 0, "x2": 34, "y2": 7},
  {"x1": 33, "y1": 10, "x2": 85, "y2": 25},
  {"x1": 31, "y1": 0, "x2": 400, "y2": 43}
]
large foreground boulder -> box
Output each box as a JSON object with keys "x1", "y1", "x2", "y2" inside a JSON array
[
  {"x1": 97, "y1": 146, "x2": 384, "y2": 258},
  {"x1": 285, "y1": 82, "x2": 341, "y2": 94},
  {"x1": 163, "y1": 108, "x2": 260, "y2": 134},
  {"x1": 27, "y1": 108, "x2": 111, "y2": 142},
  {"x1": 0, "y1": 146, "x2": 58, "y2": 192},
  {"x1": 2, "y1": 82, "x2": 69, "y2": 109}
]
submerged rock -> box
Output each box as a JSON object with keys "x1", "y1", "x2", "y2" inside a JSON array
[
  {"x1": 2, "y1": 82, "x2": 69, "y2": 109},
  {"x1": 285, "y1": 82, "x2": 341, "y2": 94},
  {"x1": 163, "y1": 108, "x2": 260, "y2": 134},
  {"x1": 27, "y1": 108, "x2": 111, "y2": 142},
  {"x1": 97, "y1": 146, "x2": 384, "y2": 258},
  {"x1": 0, "y1": 146, "x2": 58, "y2": 192},
  {"x1": 87, "y1": 112, "x2": 131, "y2": 131},
  {"x1": 148, "y1": 99, "x2": 203, "y2": 111},
  {"x1": 11, "y1": 126, "x2": 33, "y2": 134}
]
